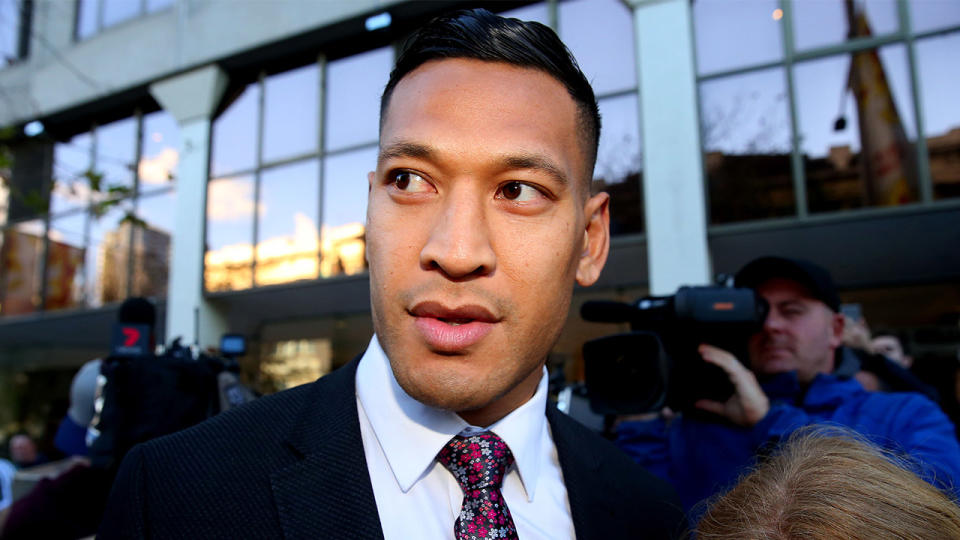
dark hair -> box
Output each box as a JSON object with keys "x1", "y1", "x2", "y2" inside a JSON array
[{"x1": 380, "y1": 8, "x2": 601, "y2": 179}]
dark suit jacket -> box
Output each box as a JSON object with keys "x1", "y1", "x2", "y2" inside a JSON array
[{"x1": 98, "y1": 358, "x2": 686, "y2": 539}]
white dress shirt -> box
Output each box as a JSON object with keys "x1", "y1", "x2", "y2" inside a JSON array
[{"x1": 356, "y1": 336, "x2": 575, "y2": 540}]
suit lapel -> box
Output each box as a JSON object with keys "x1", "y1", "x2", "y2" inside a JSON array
[
  {"x1": 270, "y1": 358, "x2": 385, "y2": 540},
  {"x1": 547, "y1": 404, "x2": 632, "y2": 540}
]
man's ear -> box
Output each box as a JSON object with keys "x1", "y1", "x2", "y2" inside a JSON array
[
  {"x1": 576, "y1": 192, "x2": 610, "y2": 287},
  {"x1": 828, "y1": 311, "x2": 845, "y2": 349}
]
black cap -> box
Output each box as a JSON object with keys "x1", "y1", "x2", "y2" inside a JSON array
[{"x1": 734, "y1": 256, "x2": 841, "y2": 312}]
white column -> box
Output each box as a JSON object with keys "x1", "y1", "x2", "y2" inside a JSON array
[
  {"x1": 624, "y1": 0, "x2": 711, "y2": 294},
  {"x1": 149, "y1": 66, "x2": 229, "y2": 348}
]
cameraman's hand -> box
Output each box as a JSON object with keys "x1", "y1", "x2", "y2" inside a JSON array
[{"x1": 694, "y1": 344, "x2": 770, "y2": 427}]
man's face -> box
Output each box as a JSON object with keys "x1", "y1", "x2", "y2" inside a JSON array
[
  {"x1": 367, "y1": 58, "x2": 609, "y2": 426},
  {"x1": 747, "y1": 278, "x2": 844, "y2": 383}
]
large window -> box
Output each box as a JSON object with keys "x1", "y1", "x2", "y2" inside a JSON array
[
  {"x1": 75, "y1": 0, "x2": 173, "y2": 41},
  {"x1": 696, "y1": 0, "x2": 960, "y2": 224},
  {"x1": 0, "y1": 110, "x2": 178, "y2": 317},
  {"x1": 559, "y1": 0, "x2": 644, "y2": 235},
  {"x1": 206, "y1": 49, "x2": 390, "y2": 292},
  {"x1": 1, "y1": 0, "x2": 30, "y2": 67}
]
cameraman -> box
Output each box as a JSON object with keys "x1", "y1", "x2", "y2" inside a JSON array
[{"x1": 615, "y1": 256, "x2": 960, "y2": 513}]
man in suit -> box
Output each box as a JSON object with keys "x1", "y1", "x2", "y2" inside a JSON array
[{"x1": 98, "y1": 8, "x2": 685, "y2": 539}]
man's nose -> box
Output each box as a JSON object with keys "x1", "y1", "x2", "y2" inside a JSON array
[
  {"x1": 419, "y1": 188, "x2": 496, "y2": 279},
  {"x1": 763, "y1": 310, "x2": 786, "y2": 332}
]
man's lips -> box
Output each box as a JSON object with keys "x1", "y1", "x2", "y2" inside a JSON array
[{"x1": 409, "y1": 301, "x2": 499, "y2": 352}]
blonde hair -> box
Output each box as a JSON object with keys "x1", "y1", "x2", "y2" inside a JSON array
[{"x1": 696, "y1": 426, "x2": 960, "y2": 540}]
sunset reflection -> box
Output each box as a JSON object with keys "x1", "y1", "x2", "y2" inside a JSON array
[{"x1": 204, "y1": 220, "x2": 366, "y2": 292}]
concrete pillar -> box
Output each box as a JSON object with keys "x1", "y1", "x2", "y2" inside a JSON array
[
  {"x1": 624, "y1": 0, "x2": 711, "y2": 294},
  {"x1": 149, "y1": 65, "x2": 228, "y2": 348}
]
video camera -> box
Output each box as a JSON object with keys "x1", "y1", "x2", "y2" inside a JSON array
[{"x1": 581, "y1": 285, "x2": 768, "y2": 416}]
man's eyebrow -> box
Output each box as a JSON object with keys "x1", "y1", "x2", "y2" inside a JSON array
[
  {"x1": 501, "y1": 154, "x2": 569, "y2": 187},
  {"x1": 378, "y1": 141, "x2": 433, "y2": 165}
]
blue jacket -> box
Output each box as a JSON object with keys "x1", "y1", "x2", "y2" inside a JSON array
[{"x1": 616, "y1": 372, "x2": 960, "y2": 513}]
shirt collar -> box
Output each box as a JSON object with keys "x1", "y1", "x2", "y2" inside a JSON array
[{"x1": 355, "y1": 335, "x2": 548, "y2": 502}]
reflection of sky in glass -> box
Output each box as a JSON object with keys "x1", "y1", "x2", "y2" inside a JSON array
[
  {"x1": 500, "y1": 3, "x2": 549, "y2": 24},
  {"x1": 263, "y1": 64, "x2": 319, "y2": 163},
  {"x1": 207, "y1": 175, "x2": 255, "y2": 251},
  {"x1": 96, "y1": 117, "x2": 137, "y2": 191},
  {"x1": 700, "y1": 68, "x2": 790, "y2": 154},
  {"x1": 76, "y1": 0, "x2": 98, "y2": 40},
  {"x1": 137, "y1": 189, "x2": 176, "y2": 236},
  {"x1": 48, "y1": 212, "x2": 86, "y2": 250},
  {"x1": 595, "y1": 94, "x2": 641, "y2": 183},
  {"x1": 322, "y1": 146, "x2": 375, "y2": 229},
  {"x1": 258, "y1": 159, "x2": 319, "y2": 243},
  {"x1": 212, "y1": 85, "x2": 259, "y2": 177},
  {"x1": 916, "y1": 33, "x2": 960, "y2": 138},
  {"x1": 86, "y1": 203, "x2": 129, "y2": 307},
  {"x1": 324, "y1": 47, "x2": 392, "y2": 152},
  {"x1": 695, "y1": 0, "x2": 782, "y2": 75},
  {"x1": 560, "y1": 0, "x2": 636, "y2": 95},
  {"x1": 140, "y1": 110, "x2": 179, "y2": 191},
  {"x1": 103, "y1": 0, "x2": 140, "y2": 28},
  {"x1": 1, "y1": 0, "x2": 18, "y2": 65},
  {"x1": 910, "y1": 1, "x2": 960, "y2": 34},
  {"x1": 52, "y1": 134, "x2": 93, "y2": 214},
  {"x1": 795, "y1": 46, "x2": 910, "y2": 157},
  {"x1": 793, "y1": 0, "x2": 897, "y2": 51}
]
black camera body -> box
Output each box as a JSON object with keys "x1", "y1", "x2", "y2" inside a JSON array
[{"x1": 582, "y1": 286, "x2": 768, "y2": 415}]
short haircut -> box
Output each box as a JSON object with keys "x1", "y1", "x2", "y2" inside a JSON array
[
  {"x1": 696, "y1": 426, "x2": 960, "y2": 539},
  {"x1": 380, "y1": 8, "x2": 601, "y2": 183}
]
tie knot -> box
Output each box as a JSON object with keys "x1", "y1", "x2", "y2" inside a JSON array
[{"x1": 437, "y1": 432, "x2": 515, "y2": 492}]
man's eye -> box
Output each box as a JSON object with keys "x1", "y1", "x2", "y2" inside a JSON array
[
  {"x1": 498, "y1": 181, "x2": 541, "y2": 202},
  {"x1": 391, "y1": 171, "x2": 431, "y2": 192}
]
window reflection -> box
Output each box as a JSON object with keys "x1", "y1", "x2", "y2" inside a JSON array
[
  {"x1": 52, "y1": 134, "x2": 93, "y2": 214},
  {"x1": 132, "y1": 191, "x2": 175, "y2": 298},
  {"x1": 263, "y1": 65, "x2": 319, "y2": 163},
  {"x1": 796, "y1": 46, "x2": 916, "y2": 213},
  {"x1": 321, "y1": 147, "x2": 374, "y2": 278},
  {"x1": 258, "y1": 338, "x2": 332, "y2": 393},
  {"x1": 96, "y1": 118, "x2": 138, "y2": 196},
  {"x1": 324, "y1": 47, "x2": 392, "y2": 152},
  {"x1": 76, "y1": 0, "x2": 98, "y2": 40},
  {"x1": 205, "y1": 175, "x2": 256, "y2": 291},
  {"x1": 0, "y1": 220, "x2": 46, "y2": 316},
  {"x1": 87, "y1": 203, "x2": 131, "y2": 307},
  {"x1": 916, "y1": 32, "x2": 960, "y2": 201},
  {"x1": 700, "y1": 68, "x2": 794, "y2": 223},
  {"x1": 103, "y1": 0, "x2": 140, "y2": 28},
  {"x1": 694, "y1": 0, "x2": 783, "y2": 75},
  {"x1": 139, "y1": 111, "x2": 179, "y2": 193},
  {"x1": 45, "y1": 212, "x2": 87, "y2": 311},
  {"x1": 910, "y1": 1, "x2": 960, "y2": 34},
  {"x1": 559, "y1": 0, "x2": 636, "y2": 95},
  {"x1": 792, "y1": 0, "x2": 897, "y2": 51},
  {"x1": 212, "y1": 85, "x2": 259, "y2": 177},
  {"x1": 594, "y1": 94, "x2": 644, "y2": 234},
  {"x1": 255, "y1": 160, "x2": 320, "y2": 286}
]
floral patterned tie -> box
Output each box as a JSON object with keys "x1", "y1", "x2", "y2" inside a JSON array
[{"x1": 436, "y1": 432, "x2": 520, "y2": 540}]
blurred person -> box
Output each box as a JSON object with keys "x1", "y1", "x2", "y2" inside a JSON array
[
  {"x1": 696, "y1": 427, "x2": 960, "y2": 539},
  {"x1": 0, "y1": 359, "x2": 113, "y2": 540},
  {"x1": 7, "y1": 436, "x2": 40, "y2": 469},
  {"x1": 98, "y1": 9, "x2": 685, "y2": 540},
  {"x1": 836, "y1": 318, "x2": 937, "y2": 400},
  {"x1": 616, "y1": 256, "x2": 960, "y2": 513}
]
